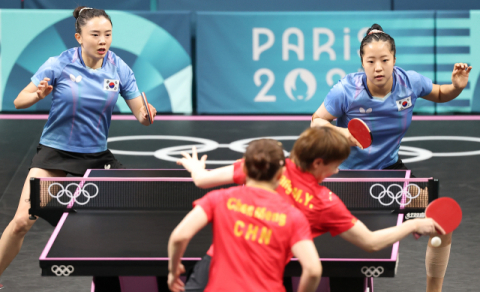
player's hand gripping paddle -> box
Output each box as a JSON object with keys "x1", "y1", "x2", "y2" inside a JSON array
[
  {"x1": 348, "y1": 118, "x2": 372, "y2": 148},
  {"x1": 141, "y1": 92, "x2": 154, "y2": 125},
  {"x1": 414, "y1": 197, "x2": 462, "y2": 245}
]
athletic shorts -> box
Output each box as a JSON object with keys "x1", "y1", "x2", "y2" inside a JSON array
[
  {"x1": 185, "y1": 255, "x2": 211, "y2": 292},
  {"x1": 184, "y1": 255, "x2": 295, "y2": 292},
  {"x1": 30, "y1": 144, "x2": 125, "y2": 176}
]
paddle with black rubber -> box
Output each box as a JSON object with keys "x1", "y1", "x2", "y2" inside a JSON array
[
  {"x1": 413, "y1": 197, "x2": 462, "y2": 246},
  {"x1": 348, "y1": 118, "x2": 372, "y2": 149},
  {"x1": 141, "y1": 92, "x2": 154, "y2": 125}
]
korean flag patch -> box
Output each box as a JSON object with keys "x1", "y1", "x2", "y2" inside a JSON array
[
  {"x1": 396, "y1": 96, "x2": 412, "y2": 111},
  {"x1": 104, "y1": 79, "x2": 119, "y2": 92}
]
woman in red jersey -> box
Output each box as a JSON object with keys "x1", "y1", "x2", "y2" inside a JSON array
[
  {"x1": 177, "y1": 127, "x2": 442, "y2": 291},
  {"x1": 168, "y1": 139, "x2": 322, "y2": 292}
]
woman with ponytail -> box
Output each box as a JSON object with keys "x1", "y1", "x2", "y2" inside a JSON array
[
  {"x1": 311, "y1": 23, "x2": 466, "y2": 292},
  {"x1": 176, "y1": 127, "x2": 441, "y2": 292},
  {"x1": 1, "y1": 6, "x2": 156, "y2": 279},
  {"x1": 168, "y1": 139, "x2": 321, "y2": 292}
]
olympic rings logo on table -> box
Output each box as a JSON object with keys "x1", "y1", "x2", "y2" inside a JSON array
[
  {"x1": 48, "y1": 183, "x2": 99, "y2": 205},
  {"x1": 51, "y1": 265, "x2": 74, "y2": 276},
  {"x1": 107, "y1": 135, "x2": 480, "y2": 165},
  {"x1": 361, "y1": 266, "x2": 384, "y2": 277},
  {"x1": 369, "y1": 183, "x2": 421, "y2": 206}
]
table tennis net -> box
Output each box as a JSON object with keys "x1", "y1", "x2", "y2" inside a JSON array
[{"x1": 29, "y1": 177, "x2": 437, "y2": 212}]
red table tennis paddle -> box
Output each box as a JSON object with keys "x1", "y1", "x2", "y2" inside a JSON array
[
  {"x1": 348, "y1": 118, "x2": 372, "y2": 148},
  {"x1": 141, "y1": 92, "x2": 154, "y2": 125},
  {"x1": 414, "y1": 197, "x2": 462, "y2": 241}
]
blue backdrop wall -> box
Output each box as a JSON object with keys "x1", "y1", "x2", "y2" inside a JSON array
[
  {"x1": 156, "y1": 0, "x2": 391, "y2": 11},
  {"x1": 393, "y1": 0, "x2": 480, "y2": 10},
  {"x1": 2, "y1": 0, "x2": 480, "y2": 11},
  {"x1": 0, "y1": 10, "x2": 192, "y2": 113},
  {"x1": 0, "y1": 7, "x2": 479, "y2": 113},
  {"x1": 196, "y1": 11, "x2": 437, "y2": 114},
  {"x1": 24, "y1": 0, "x2": 150, "y2": 10}
]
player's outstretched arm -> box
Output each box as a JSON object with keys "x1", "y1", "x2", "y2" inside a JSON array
[
  {"x1": 339, "y1": 218, "x2": 444, "y2": 252},
  {"x1": 168, "y1": 206, "x2": 209, "y2": 292},
  {"x1": 14, "y1": 80, "x2": 53, "y2": 109},
  {"x1": 422, "y1": 63, "x2": 472, "y2": 103},
  {"x1": 177, "y1": 146, "x2": 236, "y2": 189},
  {"x1": 311, "y1": 103, "x2": 363, "y2": 148},
  {"x1": 125, "y1": 96, "x2": 157, "y2": 126},
  {"x1": 292, "y1": 240, "x2": 322, "y2": 292}
]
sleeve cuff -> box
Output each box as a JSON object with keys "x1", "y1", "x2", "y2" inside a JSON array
[
  {"x1": 324, "y1": 103, "x2": 337, "y2": 118},
  {"x1": 121, "y1": 90, "x2": 141, "y2": 100},
  {"x1": 330, "y1": 217, "x2": 357, "y2": 237},
  {"x1": 31, "y1": 76, "x2": 40, "y2": 87}
]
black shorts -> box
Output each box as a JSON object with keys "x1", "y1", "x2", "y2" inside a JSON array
[
  {"x1": 184, "y1": 255, "x2": 295, "y2": 292},
  {"x1": 185, "y1": 255, "x2": 211, "y2": 292},
  {"x1": 30, "y1": 144, "x2": 125, "y2": 176},
  {"x1": 383, "y1": 158, "x2": 416, "y2": 177}
]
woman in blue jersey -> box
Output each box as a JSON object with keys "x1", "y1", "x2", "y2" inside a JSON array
[
  {"x1": 0, "y1": 6, "x2": 157, "y2": 278},
  {"x1": 311, "y1": 24, "x2": 470, "y2": 292}
]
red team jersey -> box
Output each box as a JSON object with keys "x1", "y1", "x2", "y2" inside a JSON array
[
  {"x1": 194, "y1": 186, "x2": 312, "y2": 292},
  {"x1": 233, "y1": 158, "x2": 357, "y2": 238}
]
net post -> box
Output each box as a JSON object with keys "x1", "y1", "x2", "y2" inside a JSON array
[
  {"x1": 427, "y1": 178, "x2": 439, "y2": 203},
  {"x1": 29, "y1": 178, "x2": 40, "y2": 220}
]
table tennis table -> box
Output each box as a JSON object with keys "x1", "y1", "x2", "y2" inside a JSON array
[{"x1": 30, "y1": 169, "x2": 438, "y2": 292}]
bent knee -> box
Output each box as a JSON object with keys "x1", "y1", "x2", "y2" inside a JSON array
[{"x1": 12, "y1": 215, "x2": 34, "y2": 235}]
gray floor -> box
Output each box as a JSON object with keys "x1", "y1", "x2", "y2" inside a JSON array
[{"x1": 0, "y1": 117, "x2": 479, "y2": 291}]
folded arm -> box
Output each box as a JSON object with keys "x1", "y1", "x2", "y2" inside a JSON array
[
  {"x1": 311, "y1": 103, "x2": 363, "y2": 149},
  {"x1": 14, "y1": 80, "x2": 52, "y2": 109},
  {"x1": 422, "y1": 63, "x2": 472, "y2": 103},
  {"x1": 125, "y1": 96, "x2": 157, "y2": 126}
]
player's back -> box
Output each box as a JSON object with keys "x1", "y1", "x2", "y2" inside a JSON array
[
  {"x1": 279, "y1": 159, "x2": 357, "y2": 238},
  {"x1": 197, "y1": 185, "x2": 311, "y2": 292}
]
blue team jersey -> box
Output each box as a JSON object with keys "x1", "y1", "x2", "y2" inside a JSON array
[
  {"x1": 323, "y1": 66, "x2": 432, "y2": 169},
  {"x1": 31, "y1": 47, "x2": 140, "y2": 153}
]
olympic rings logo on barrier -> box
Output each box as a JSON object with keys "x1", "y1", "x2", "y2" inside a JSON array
[
  {"x1": 48, "y1": 183, "x2": 99, "y2": 205},
  {"x1": 369, "y1": 183, "x2": 421, "y2": 206},
  {"x1": 107, "y1": 135, "x2": 480, "y2": 165},
  {"x1": 51, "y1": 265, "x2": 74, "y2": 276},
  {"x1": 361, "y1": 266, "x2": 384, "y2": 277}
]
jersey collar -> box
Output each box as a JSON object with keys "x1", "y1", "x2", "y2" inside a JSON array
[
  {"x1": 77, "y1": 47, "x2": 108, "y2": 69},
  {"x1": 362, "y1": 68, "x2": 397, "y2": 99},
  {"x1": 286, "y1": 158, "x2": 318, "y2": 184}
]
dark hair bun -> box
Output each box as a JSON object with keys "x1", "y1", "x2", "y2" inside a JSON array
[
  {"x1": 359, "y1": 23, "x2": 395, "y2": 61},
  {"x1": 73, "y1": 6, "x2": 87, "y2": 19},
  {"x1": 72, "y1": 6, "x2": 112, "y2": 34},
  {"x1": 252, "y1": 153, "x2": 269, "y2": 171},
  {"x1": 244, "y1": 139, "x2": 285, "y2": 182},
  {"x1": 366, "y1": 23, "x2": 384, "y2": 36}
]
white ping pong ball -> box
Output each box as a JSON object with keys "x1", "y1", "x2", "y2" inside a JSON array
[{"x1": 431, "y1": 236, "x2": 442, "y2": 247}]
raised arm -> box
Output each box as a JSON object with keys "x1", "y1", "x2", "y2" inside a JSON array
[
  {"x1": 339, "y1": 218, "x2": 444, "y2": 252},
  {"x1": 168, "y1": 206, "x2": 209, "y2": 292},
  {"x1": 422, "y1": 63, "x2": 472, "y2": 103},
  {"x1": 311, "y1": 103, "x2": 363, "y2": 149},
  {"x1": 177, "y1": 146, "x2": 237, "y2": 188},
  {"x1": 125, "y1": 96, "x2": 157, "y2": 126},
  {"x1": 14, "y1": 79, "x2": 53, "y2": 109},
  {"x1": 291, "y1": 240, "x2": 322, "y2": 292}
]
